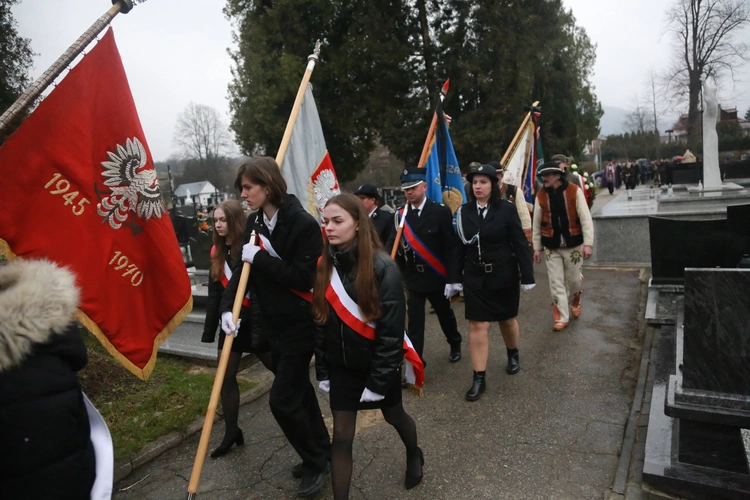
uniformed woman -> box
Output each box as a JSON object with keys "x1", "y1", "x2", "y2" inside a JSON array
[{"x1": 454, "y1": 164, "x2": 535, "y2": 401}]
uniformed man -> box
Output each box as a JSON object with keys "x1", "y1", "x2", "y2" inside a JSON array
[
  {"x1": 354, "y1": 182, "x2": 394, "y2": 248},
  {"x1": 488, "y1": 161, "x2": 532, "y2": 244},
  {"x1": 388, "y1": 168, "x2": 463, "y2": 364}
]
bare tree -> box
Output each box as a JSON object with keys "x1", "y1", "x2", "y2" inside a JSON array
[
  {"x1": 173, "y1": 102, "x2": 231, "y2": 165},
  {"x1": 644, "y1": 71, "x2": 664, "y2": 134},
  {"x1": 626, "y1": 93, "x2": 653, "y2": 133},
  {"x1": 664, "y1": 0, "x2": 749, "y2": 148},
  {"x1": 172, "y1": 103, "x2": 234, "y2": 189}
]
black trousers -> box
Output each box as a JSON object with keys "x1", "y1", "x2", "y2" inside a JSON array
[
  {"x1": 269, "y1": 335, "x2": 331, "y2": 474},
  {"x1": 406, "y1": 289, "x2": 462, "y2": 360}
]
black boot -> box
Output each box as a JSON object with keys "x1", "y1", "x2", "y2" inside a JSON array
[
  {"x1": 210, "y1": 428, "x2": 244, "y2": 459},
  {"x1": 506, "y1": 348, "x2": 520, "y2": 375},
  {"x1": 465, "y1": 371, "x2": 486, "y2": 401}
]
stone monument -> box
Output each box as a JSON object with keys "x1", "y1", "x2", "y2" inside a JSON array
[{"x1": 702, "y1": 80, "x2": 722, "y2": 189}]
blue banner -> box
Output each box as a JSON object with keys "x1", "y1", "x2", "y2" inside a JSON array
[{"x1": 425, "y1": 101, "x2": 466, "y2": 207}]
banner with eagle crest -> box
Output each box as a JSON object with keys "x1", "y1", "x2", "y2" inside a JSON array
[
  {"x1": 0, "y1": 29, "x2": 192, "y2": 379},
  {"x1": 280, "y1": 83, "x2": 340, "y2": 220}
]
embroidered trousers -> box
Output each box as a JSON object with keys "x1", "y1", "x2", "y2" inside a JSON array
[{"x1": 544, "y1": 246, "x2": 584, "y2": 323}]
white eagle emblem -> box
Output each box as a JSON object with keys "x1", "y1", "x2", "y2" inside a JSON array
[
  {"x1": 309, "y1": 167, "x2": 340, "y2": 216},
  {"x1": 96, "y1": 137, "x2": 166, "y2": 231}
]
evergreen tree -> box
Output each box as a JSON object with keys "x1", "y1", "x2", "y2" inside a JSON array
[
  {"x1": 225, "y1": 0, "x2": 602, "y2": 181},
  {"x1": 0, "y1": 0, "x2": 34, "y2": 142}
]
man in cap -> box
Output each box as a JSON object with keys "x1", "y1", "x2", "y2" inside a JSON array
[
  {"x1": 354, "y1": 182, "x2": 394, "y2": 248},
  {"x1": 532, "y1": 161, "x2": 594, "y2": 331},
  {"x1": 488, "y1": 161, "x2": 532, "y2": 244},
  {"x1": 550, "y1": 154, "x2": 582, "y2": 188},
  {"x1": 388, "y1": 168, "x2": 463, "y2": 364}
]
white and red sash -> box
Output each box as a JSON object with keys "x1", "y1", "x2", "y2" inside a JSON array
[
  {"x1": 326, "y1": 266, "x2": 424, "y2": 389},
  {"x1": 211, "y1": 245, "x2": 251, "y2": 308},
  {"x1": 256, "y1": 234, "x2": 314, "y2": 303}
]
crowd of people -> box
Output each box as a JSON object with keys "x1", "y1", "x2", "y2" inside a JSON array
[
  {"x1": 602, "y1": 160, "x2": 664, "y2": 195},
  {"x1": 196, "y1": 154, "x2": 594, "y2": 498},
  {"x1": 0, "y1": 153, "x2": 594, "y2": 499}
]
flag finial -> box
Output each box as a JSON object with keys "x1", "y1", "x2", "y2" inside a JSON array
[{"x1": 309, "y1": 40, "x2": 322, "y2": 63}]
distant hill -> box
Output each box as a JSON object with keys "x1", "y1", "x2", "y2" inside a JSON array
[{"x1": 600, "y1": 105, "x2": 678, "y2": 137}]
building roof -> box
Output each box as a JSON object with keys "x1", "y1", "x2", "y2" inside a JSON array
[{"x1": 173, "y1": 181, "x2": 215, "y2": 198}]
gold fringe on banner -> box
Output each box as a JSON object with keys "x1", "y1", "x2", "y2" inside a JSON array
[{"x1": 0, "y1": 237, "x2": 193, "y2": 380}]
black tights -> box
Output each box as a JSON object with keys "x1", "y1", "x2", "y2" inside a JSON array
[
  {"x1": 218, "y1": 351, "x2": 243, "y2": 445},
  {"x1": 218, "y1": 350, "x2": 273, "y2": 445},
  {"x1": 330, "y1": 403, "x2": 420, "y2": 500}
]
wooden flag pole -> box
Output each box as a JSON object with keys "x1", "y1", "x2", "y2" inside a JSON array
[
  {"x1": 0, "y1": 0, "x2": 144, "y2": 136},
  {"x1": 185, "y1": 41, "x2": 322, "y2": 500},
  {"x1": 415, "y1": 79, "x2": 450, "y2": 169},
  {"x1": 500, "y1": 100, "x2": 540, "y2": 167}
]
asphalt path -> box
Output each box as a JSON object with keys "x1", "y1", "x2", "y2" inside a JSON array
[{"x1": 114, "y1": 264, "x2": 645, "y2": 500}]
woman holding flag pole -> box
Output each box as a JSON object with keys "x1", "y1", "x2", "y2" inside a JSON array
[
  {"x1": 201, "y1": 200, "x2": 272, "y2": 459},
  {"x1": 220, "y1": 157, "x2": 332, "y2": 497},
  {"x1": 313, "y1": 194, "x2": 424, "y2": 498}
]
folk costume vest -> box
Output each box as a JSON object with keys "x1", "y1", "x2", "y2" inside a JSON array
[
  {"x1": 326, "y1": 265, "x2": 424, "y2": 390},
  {"x1": 536, "y1": 182, "x2": 584, "y2": 249}
]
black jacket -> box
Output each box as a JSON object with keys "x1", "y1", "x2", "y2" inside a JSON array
[
  {"x1": 0, "y1": 260, "x2": 95, "y2": 499},
  {"x1": 315, "y1": 249, "x2": 404, "y2": 395},
  {"x1": 455, "y1": 200, "x2": 535, "y2": 290},
  {"x1": 370, "y1": 206, "x2": 395, "y2": 249},
  {"x1": 202, "y1": 246, "x2": 252, "y2": 343},
  {"x1": 221, "y1": 194, "x2": 322, "y2": 340},
  {"x1": 387, "y1": 199, "x2": 461, "y2": 293}
]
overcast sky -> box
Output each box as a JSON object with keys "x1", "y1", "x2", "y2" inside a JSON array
[{"x1": 12, "y1": 0, "x2": 750, "y2": 161}]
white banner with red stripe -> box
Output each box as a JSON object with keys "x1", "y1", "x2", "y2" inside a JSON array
[{"x1": 326, "y1": 266, "x2": 424, "y2": 389}]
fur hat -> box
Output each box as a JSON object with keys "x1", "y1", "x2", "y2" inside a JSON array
[{"x1": 0, "y1": 258, "x2": 80, "y2": 372}]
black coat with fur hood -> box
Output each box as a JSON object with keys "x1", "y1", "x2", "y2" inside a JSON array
[{"x1": 0, "y1": 259, "x2": 95, "y2": 499}]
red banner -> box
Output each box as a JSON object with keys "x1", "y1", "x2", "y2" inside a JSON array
[{"x1": 0, "y1": 29, "x2": 192, "y2": 379}]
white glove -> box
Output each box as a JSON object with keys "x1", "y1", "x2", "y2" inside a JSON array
[
  {"x1": 444, "y1": 283, "x2": 463, "y2": 299},
  {"x1": 521, "y1": 284, "x2": 536, "y2": 292},
  {"x1": 242, "y1": 243, "x2": 261, "y2": 263},
  {"x1": 318, "y1": 380, "x2": 330, "y2": 393},
  {"x1": 221, "y1": 311, "x2": 241, "y2": 336},
  {"x1": 359, "y1": 388, "x2": 385, "y2": 403}
]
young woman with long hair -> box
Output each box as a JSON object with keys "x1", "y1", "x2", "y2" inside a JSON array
[
  {"x1": 312, "y1": 193, "x2": 423, "y2": 499},
  {"x1": 201, "y1": 200, "x2": 256, "y2": 458},
  {"x1": 219, "y1": 157, "x2": 331, "y2": 498},
  {"x1": 454, "y1": 164, "x2": 535, "y2": 401}
]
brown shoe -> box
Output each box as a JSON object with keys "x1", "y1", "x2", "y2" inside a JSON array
[
  {"x1": 553, "y1": 321, "x2": 567, "y2": 331},
  {"x1": 552, "y1": 303, "x2": 566, "y2": 331},
  {"x1": 571, "y1": 291, "x2": 582, "y2": 318}
]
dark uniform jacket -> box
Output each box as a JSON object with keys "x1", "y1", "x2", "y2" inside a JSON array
[
  {"x1": 0, "y1": 259, "x2": 95, "y2": 500},
  {"x1": 370, "y1": 206, "x2": 394, "y2": 249},
  {"x1": 221, "y1": 194, "x2": 322, "y2": 342},
  {"x1": 387, "y1": 199, "x2": 461, "y2": 293},
  {"x1": 315, "y1": 249, "x2": 404, "y2": 395},
  {"x1": 202, "y1": 246, "x2": 252, "y2": 343},
  {"x1": 455, "y1": 200, "x2": 534, "y2": 290}
]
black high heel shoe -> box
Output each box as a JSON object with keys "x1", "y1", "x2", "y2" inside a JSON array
[
  {"x1": 404, "y1": 446, "x2": 424, "y2": 489},
  {"x1": 210, "y1": 428, "x2": 244, "y2": 459}
]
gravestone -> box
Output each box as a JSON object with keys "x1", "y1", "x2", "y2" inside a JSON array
[
  {"x1": 727, "y1": 204, "x2": 750, "y2": 258},
  {"x1": 648, "y1": 217, "x2": 731, "y2": 285},
  {"x1": 666, "y1": 268, "x2": 750, "y2": 425},
  {"x1": 189, "y1": 231, "x2": 213, "y2": 270},
  {"x1": 644, "y1": 269, "x2": 750, "y2": 498}
]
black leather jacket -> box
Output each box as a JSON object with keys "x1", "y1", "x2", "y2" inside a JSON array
[{"x1": 315, "y1": 248, "x2": 405, "y2": 395}]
